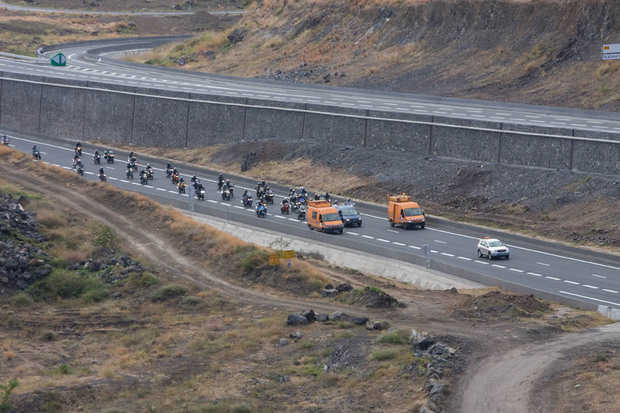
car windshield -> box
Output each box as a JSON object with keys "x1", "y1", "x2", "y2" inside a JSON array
[
  {"x1": 488, "y1": 240, "x2": 505, "y2": 247},
  {"x1": 323, "y1": 213, "x2": 341, "y2": 222},
  {"x1": 340, "y1": 207, "x2": 358, "y2": 216},
  {"x1": 404, "y1": 207, "x2": 422, "y2": 216}
]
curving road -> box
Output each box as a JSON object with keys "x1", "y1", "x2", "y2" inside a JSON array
[
  {"x1": 0, "y1": 37, "x2": 618, "y2": 135},
  {"x1": 0, "y1": 37, "x2": 618, "y2": 310},
  {"x1": 0, "y1": 1, "x2": 244, "y2": 16}
]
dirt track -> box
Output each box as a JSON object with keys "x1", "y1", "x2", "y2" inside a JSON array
[
  {"x1": 3, "y1": 161, "x2": 617, "y2": 412},
  {"x1": 457, "y1": 322, "x2": 620, "y2": 413}
]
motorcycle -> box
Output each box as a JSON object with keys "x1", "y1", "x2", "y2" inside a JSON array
[
  {"x1": 217, "y1": 177, "x2": 225, "y2": 191},
  {"x1": 196, "y1": 187, "x2": 205, "y2": 201},
  {"x1": 32, "y1": 149, "x2": 41, "y2": 160},
  {"x1": 222, "y1": 187, "x2": 232, "y2": 201},
  {"x1": 128, "y1": 159, "x2": 138, "y2": 172},
  {"x1": 242, "y1": 196, "x2": 253, "y2": 208},
  {"x1": 166, "y1": 167, "x2": 173, "y2": 179},
  {"x1": 291, "y1": 202, "x2": 302, "y2": 215},
  {"x1": 99, "y1": 173, "x2": 107, "y2": 183},
  {"x1": 256, "y1": 204, "x2": 267, "y2": 218},
  {"x1": 298, "y1": 195, "x2": 306, "y2": 205},
  {"x1": 1, "y1": 136, "x2": 9, "y2": 146},
  {"x1": 178, "y1": 182, "x2": 187, "y2": 194},
  {"x1": 126, "y1": 169, "x2": 134, "y2": 179},
  {"x1": 297, "y1": 206, "x2": 307, "y2": 220},
  {"x1": 280, "y1": 201, "x2": 290, "y2": 214},
  {"x1": 93, "y1": 153, "x2": 101, "y2": 165},
  {"x1": 104, "y1": 152, "x2": 115, "y2": 163},
  {"x1": 140, "y1": 174, "x2": 148, "y2": 185},
  {"x1": 75, "y1": 145, "x2": 83, "y2": 157},
  {"x1": 171, "y1": 173, "x2": 179, "y2": 184},
  {"x1": 264, "y1": 190, "x2": 274, "y2": 204},
  {"x1": 146, "y1": 168, "x2": 154, "y2": 180},
  {"x1": 76, "y1": 164, "x2": 84, "y2": 176}
]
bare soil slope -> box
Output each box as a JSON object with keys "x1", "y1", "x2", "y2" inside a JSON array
[{"x1": 145, "y1": 0, "x2": 620, "y2": 111}]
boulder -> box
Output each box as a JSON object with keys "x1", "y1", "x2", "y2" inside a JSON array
[
  {"x1": 322, "y1": 288, "x2": 339, "y2": 297},
  {"x1": 301, "y1": 309, "x2": 316, "y2": 322},
  {"x1": 287, "y1": 314, "x2": 309, "y2": 326}
]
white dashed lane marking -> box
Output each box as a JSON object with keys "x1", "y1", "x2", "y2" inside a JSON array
[
  {"x1": 583, "y1": 285, "x2": 599, "y2": 290},
  {"x1": 603, "y1": 289, "x2": 618, "y2": 294},
  {"x1": 563, "y1": 280, "x2": 580, "y2": 285},
  {"x1": 408, "y1": 246, "x2": 421, "y2": 250},
  {"x1": 537, "y1": 262, "x2": 550, "y2": 266},
  {"x1": 545, "y1": 276, "x2": 561, "y2": 281},
  {"x1": 592, "y1": 274, "x2": 607, "y2": 279},
  {"x1": 362, "y1": 235, "x2": 374, "y2": 239},
  {"x1": 527, "y1": 272, "x2": 542, "y2": 277}
]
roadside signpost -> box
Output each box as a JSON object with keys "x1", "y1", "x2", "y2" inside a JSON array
[
  {"x1": 50, "y1": 53, "x2": 66, "y2": 66},
  {"x1": 602, "y1": 44, "x2": 620, "y2": 60},
  {"x1": 269, "y1": 253, "x2": 280, "y2": 266},
  {"x1": 177, "y1": 57, "x2": 186, "y2": 66}
]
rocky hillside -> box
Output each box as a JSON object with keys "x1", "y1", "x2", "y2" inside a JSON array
[{"x1": 155, "y1": 0, "x2": 619, "y2": 111}]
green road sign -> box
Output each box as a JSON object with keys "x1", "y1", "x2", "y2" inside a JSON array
[{"x1": 50, "y1": 53, "x2": 66, "y2": 67}]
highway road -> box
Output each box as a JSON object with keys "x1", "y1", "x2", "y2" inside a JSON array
[
  {"x1": 0, "y1": 37, "x2": 619, "y2": 136},
  {"x1": 4, "y1": 132, "x2": 619, "y2": 311}
]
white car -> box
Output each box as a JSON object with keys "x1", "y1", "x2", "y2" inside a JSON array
[{"x1": 477, "y1": 238, "x2": 510, "y2": 260}]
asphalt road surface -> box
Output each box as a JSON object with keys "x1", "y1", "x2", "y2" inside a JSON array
[{"x1": 4, "y1": 132, "x2": 619, "y2": 310}]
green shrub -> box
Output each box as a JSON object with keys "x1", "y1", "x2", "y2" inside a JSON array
[
  {"x1": 57, "y1": 364, "x2": 71, "y2": 375},
  {"x1": 150, "y1": 285, "x2": 188, "y2": 302},
  {"x1": 92, "y1": 225, "x2": 120, "y2": 249},
  {"x1": 233, "y1": 245, "x2": 269, "y2": 272},
  {"x1": 27, "y1": 269, "x2": 108, "y2": 302},
  {"x1": 126, "y1": 272, "x2": 160, "y2": 289},
  {"x1": 378, "y1": 329, "x2": 411, "y2": 345},
  {"x1": 0, "y1": 378, "x2": 19, "y2": 413},
  {"x1": 10, "y1": 292, "x2": 33, "y2": 308},
  {"x1": 372, "y1": 349, "x2": 398, "y2": 361},
  {"x1": 42, "y1": 332, "x2": 55, "y2": 341},
  {"x1": 180, "y1": 296, "x2": 204, "y2": 309}
]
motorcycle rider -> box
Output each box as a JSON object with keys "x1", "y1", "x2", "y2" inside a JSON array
[
  {"x1": 256, "y1": 200, "x2": 266, "y2": 216},
  {"x1": 75, "y1": 142, "x2": 82, "y2": 156},
  {"x1": 73, "y1": 154, "x2": 81, "y2": 168},
  {"x1": 178, "y1": 177, "x2": 187, "y2": 193},
  {"x1": 218, "y1": 173, "x2": 225, "y2": 190},
  {"x1": 324, "y1": 192, "x2": 331, "y2": 202},
  {"x1": 1, "y1": 135, "x2": 8, "y2": 145},
  {"x1": 126, "y1": 163, "x2": 134, "y2": 178},
  {"x1": 242, "y1": 190, "x2": 251, "y2": 206},
  {"x1": 314, "y1": 192, "x2": 320, "y2": 201},
  {"x1": 146, "y1": 164, "x2": 154, "y2": 179},
  {"x1": 98, "y1": 167, "x2": 106, "y2": 181}
]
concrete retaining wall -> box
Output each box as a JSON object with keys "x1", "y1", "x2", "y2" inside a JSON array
[{"x1": 0, "y1": 73, "x2": 618, "y2": 175}]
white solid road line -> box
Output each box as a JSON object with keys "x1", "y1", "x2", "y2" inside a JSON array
[{"x1": 559, "y1": 291, "x2": 620, "y2": 307}]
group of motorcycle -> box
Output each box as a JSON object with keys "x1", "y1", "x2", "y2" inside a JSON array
[
  {"x1": 280, "y1": 187, "x2": 308, "y2": 220},
  {"x1": 243, "y1": 181, "x2": 277, "y2": 218}
]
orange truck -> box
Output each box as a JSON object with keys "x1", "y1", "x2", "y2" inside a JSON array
[
  {"x1": 387, "y1": 194, "x2": 425, "y2": 229},
  {"x1": 307, "y1": 200, "x2": 344, "y2": 234}
]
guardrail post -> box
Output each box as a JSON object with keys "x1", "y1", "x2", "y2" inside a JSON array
[{"x1": 428, "y1": 116, "x2": 434, "y2": 156}]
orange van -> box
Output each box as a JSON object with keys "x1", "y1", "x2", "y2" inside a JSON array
[
  {"x1": 307, "y1": 200, "x2": 344, "y2": 234},
  {"x1": 387, "y1": 194, "x2": 425, "y2": 229}
]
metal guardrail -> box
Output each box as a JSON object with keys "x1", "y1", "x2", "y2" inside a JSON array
[{"x1": 0, "y1": 52, "x2": 48, "y2": 64}]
